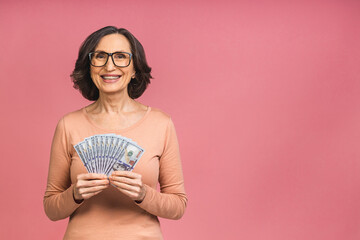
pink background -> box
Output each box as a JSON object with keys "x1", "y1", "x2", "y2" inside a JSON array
[{"x1": 1, "y1": 0, "x2": 360, "y2": 239}]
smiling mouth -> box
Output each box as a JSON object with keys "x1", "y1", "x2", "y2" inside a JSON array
[{"x1": 101, "y1": 75, "x2": 121, "y2": 80}]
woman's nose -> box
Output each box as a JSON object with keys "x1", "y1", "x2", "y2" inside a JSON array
[{"x1": 105, "y1": 57, "x2": 116, "y2": 71}]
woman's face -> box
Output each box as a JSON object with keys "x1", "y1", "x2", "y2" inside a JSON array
[{"x1": 90, "y1": 34, "x2": 135, "y2": 96}]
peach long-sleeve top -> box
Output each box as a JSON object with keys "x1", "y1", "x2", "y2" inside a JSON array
[{"x1": 43, "y1": 107, "x2": 187, "y2": 240}]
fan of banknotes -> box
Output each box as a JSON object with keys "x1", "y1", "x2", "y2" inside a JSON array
[{"x1": 74, "y1": 134, "x2": 145, "y2": 176}]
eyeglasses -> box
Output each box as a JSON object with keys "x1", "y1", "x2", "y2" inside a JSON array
[{"x1": 89, "y1": 51, "x2": 132, "y2": 67}]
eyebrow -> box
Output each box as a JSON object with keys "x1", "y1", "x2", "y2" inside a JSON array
[{"x1": 94, "y1": 50, "x2": 129, "y2": 53}]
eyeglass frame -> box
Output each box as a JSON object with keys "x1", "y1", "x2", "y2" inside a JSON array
[{"x1": 88, "y1": 51, "x2": 133, "y2": 67}]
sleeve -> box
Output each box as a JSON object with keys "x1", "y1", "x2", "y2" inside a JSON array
[
  {"x1": 43, "y1": 117, "x2": 83, "y2": 221},
  {"x1": 136, "y1": 117, "x2": 188, "y2": 220}
]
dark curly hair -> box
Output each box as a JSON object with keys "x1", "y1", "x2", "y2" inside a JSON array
[{"x1": 71, "y1": 26, "x2": 152, "y2": 100}]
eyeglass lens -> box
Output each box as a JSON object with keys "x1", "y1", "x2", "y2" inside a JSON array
[{"x1": 91, "y1": 52, "x2": 131, "y2": 67}]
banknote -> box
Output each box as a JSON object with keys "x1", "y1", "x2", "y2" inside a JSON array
[
  {"x1": 110, "y1": 142, "x2": 144, "y2": 172},
  {"x1": 74, "y1": 134, "x2": 144, "y2": 176}
]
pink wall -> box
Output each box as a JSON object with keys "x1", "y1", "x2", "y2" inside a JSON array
[{"x1": 1, "y1": 0, "x2": 360, "y2": 239}]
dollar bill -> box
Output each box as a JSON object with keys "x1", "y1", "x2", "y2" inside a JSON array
[{"x1": 74, "y1": 134, "x2": 145, "y2": 176}]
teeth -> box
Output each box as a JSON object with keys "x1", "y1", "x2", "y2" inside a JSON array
[{"x1": 102, "y1": 76, "x2": 120, "y2": 80}]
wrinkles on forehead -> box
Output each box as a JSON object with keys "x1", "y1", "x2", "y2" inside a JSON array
[{"x1": 95, "y1": 34, "x2": 132, "y2": 53}]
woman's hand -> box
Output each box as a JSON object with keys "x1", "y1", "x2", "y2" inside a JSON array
[
  {"x1": 109, "y1": 171, "x2": 146, "y2": 202},
  {"x1": 73, "y1": 173, "x2": 110, "y2": 202}
]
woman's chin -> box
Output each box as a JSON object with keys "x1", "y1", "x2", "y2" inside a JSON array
[{"x1": 99, "y1": 87, "x2": 127, "y2": 96}]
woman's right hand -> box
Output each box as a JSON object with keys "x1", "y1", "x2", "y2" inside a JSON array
[{"x1": 73, "y1": 173, "x2": 110, "y2": 202}]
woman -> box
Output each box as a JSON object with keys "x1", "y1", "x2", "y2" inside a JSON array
[{"x1": 43, "y1": 26, "x2": 187, "y2": 239}]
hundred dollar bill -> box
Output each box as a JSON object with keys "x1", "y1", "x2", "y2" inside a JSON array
[
  {"x1": 110, "y1": 141, "x2": 144, "y2": 173},
  {"x1": 104, "y1": 136, "x2": 121, "y2": 175},
  {"x1": 74, "y1": 134, "x2": 145, "y2": 176},
  {"x1": 74, "y1": 144, "x2": 90, "y2": 172},
  {"x1": 106, "y1": 137, "x2": 126, "y2": 175}
]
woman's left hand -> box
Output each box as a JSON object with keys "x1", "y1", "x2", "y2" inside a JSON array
[{"x1": 109, "y1": 171, "x2": 146, "y2": 202}]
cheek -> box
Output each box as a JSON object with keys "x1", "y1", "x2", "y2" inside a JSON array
[
  {"x1": 90, "y1": 68, "x2": 101, "y2": 83},
  {"x1": 127, "y1": 66, "x2": 136, "y2": 78}
]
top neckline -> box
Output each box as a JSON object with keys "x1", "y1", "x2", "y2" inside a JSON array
[{"x1": 81, "y1": 106, "x2": 151, "y2": 133}]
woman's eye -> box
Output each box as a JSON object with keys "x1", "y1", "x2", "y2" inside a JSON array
[
  {"x1": 95, "y1": 53, "x2": 107, "y2": 59},
  {"x1": 114, "y1": 53, "x2": 126, "y2": 59}
]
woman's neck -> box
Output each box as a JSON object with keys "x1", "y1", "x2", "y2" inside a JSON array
[{"x1": 90, "y1": 91, "x2": 138, "y2": 114}]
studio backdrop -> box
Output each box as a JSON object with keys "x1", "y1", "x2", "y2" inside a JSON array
[{"x1": 0, "y1": 0, "x2": 359, "y2": 239}]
